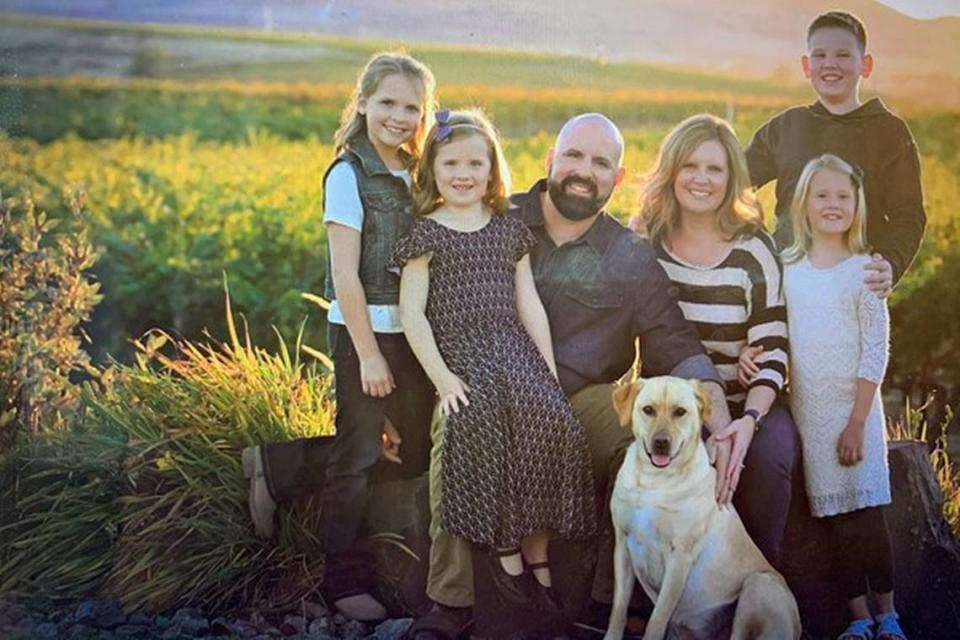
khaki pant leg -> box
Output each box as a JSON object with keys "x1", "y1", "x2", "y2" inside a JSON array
[
  {"x1": 569, "y1": 383, "x2": 634, "y2": 604},
  {"x1": 570, "y1": 383, "x2": 633, "y2": 488},
  {"x1": 425, "y1": 405, "x2": 475, "y2": 607}
]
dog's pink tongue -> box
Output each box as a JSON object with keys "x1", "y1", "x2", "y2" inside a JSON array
[{"x1": 652, "y1": 453, "x2": 671, "y2": 467}]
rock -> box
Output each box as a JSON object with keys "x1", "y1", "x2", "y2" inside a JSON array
[
  {"x1": 74, "y1": 598, "x2": 126, "y2": 630},
  {"x1": 233, "y1": 620, "x2": 260, "y2": 638},
  {"x1": 172, "y1": 607, "x2": 209, "y2": 636},
  {"x1": 66, "y1": 623, "x2": 95, "y2": 639},
  {"x1": 301, "y1": 601, "x2": 329, "y2": 620},
  {"x1": 282, "y1": 614, "x2": 307, "y2": 633},
  {"x1": 367, "y1": 617, "x2": 413, "y2": 640},
  {"x1": 339, "y1": 619, "x2": 369, "y2": 640},
  {"x1": 782, "y1": 440, "x2": 960, "y2": 638},
  {"x1": 128, "y1": 612, "x2": 153, "y2": 626},
  {"x1": 115, "y1": 623, "x2": 149, "y2": 638},
  {"x1": 308, "y1": 617, "x2": 335, "y2": 636},
  {"x1": 33, "y1": 622, "x2": 59, "y2": 639}
]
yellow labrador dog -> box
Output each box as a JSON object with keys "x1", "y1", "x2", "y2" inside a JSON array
[{"x1": 604, "y1": 377, "x2": 800, "y2": 640}]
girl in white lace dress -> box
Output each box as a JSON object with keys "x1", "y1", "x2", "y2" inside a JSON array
[{"x1": 782, "y1": 154, "x2": 906, "y2": 640}]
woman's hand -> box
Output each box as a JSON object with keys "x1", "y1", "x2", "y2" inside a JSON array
[
  {"x1": 437, "y1": 371, "x2": 471, "y2": 417},
  {"x1": 737, "y1": 345, "x2": 763, "y2": 388},
  {"x1": 360, "y1": 353, "x2": 395, "y2": 397},
  {"x1": 837, "y1": 419, "x2": 866, "y2": 466},
  {"x1": 709, "y1": 416, "x2": 755, "y2": 504}
]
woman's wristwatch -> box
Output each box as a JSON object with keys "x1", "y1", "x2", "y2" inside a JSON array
[{"x1": 742, "y1": 408, "x2": 764, "y2": 431}]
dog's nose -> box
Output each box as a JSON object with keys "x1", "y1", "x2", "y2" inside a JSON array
[{"x1": 652, "y1": 432, "x2": 671, "y2": 455}]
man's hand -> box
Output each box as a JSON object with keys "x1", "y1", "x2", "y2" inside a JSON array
[
  {"x1": 863, "y1": 253, "x2": 893, "y2": 299},
  {"x1": 381, "y1": 417, "x2": 402, "y2": 464},
  {"x1": 709, "y1": 417, "x2": 755, "y2": 504}
]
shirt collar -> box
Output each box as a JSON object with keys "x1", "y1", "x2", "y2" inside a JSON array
[{"x1": 512, "y1": 178, "x2": 622, "y2": 254}]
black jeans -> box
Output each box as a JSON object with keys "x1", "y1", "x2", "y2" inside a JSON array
[
  {"x1": 320, "y1": 323, "x2": 435, "y2": 554},
  {"x1": 826, "y1": 505, "x2": 894, "y2": 600}
]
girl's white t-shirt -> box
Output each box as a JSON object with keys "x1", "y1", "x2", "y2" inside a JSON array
[{"x1": 322, "y1": 162, "x2": 411, "y2": 333}]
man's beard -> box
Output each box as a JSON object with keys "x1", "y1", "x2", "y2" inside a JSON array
[{"x1": 547, "y1": 174, "x2": 611, "y2": 221}]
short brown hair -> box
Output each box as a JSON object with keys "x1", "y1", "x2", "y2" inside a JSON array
[{"x1": 807, "y1": 11, "x2": 867, "y2": 54}]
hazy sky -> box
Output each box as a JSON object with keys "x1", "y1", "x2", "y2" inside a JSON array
[{"x1": 879, "y1": 0, "x2": 960, "y2": 18}]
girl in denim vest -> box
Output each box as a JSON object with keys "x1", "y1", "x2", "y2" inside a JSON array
[{"x1": 320, "y1": 52, "x2": 437, "y2": 621}]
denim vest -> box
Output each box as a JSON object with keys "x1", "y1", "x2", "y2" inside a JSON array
[{"x1": 323, "y1": 134, "x2": 416, "y2": 306}]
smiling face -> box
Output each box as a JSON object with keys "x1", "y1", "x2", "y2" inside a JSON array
[
  {"x1": 805, "y1": 167, "x2": 857, "y2": 242},
  {"x1": 432, "y1": 133, "x2": 492, "y2": 210},
  {"x1": 803, "y1": 27, "x2": 873, "y2": 110},
  {"x1": 612, "y1": 377, "x2": 710, "y2": 470},
  {"x1": 673, "y1": 139, "x2": 730, "y2": 220},
  {"x1": 359, "y1": 72, "x2": 425, "y2": 160},
  {"x1": 546, "y1": 118, "x2": 625, "y2": 221}
]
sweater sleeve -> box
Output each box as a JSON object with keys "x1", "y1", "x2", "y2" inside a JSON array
[
  {"x1": 874, "y1": 134, "x2": 926, "y2": 285},
  {"x1": 745, "y1": 236, "x2": 788, "y2": 394},
  {"x1": 857, "y1": 287, "x2": 890, "y2": 384},
  {"x1": 745, "y1": 119, "x2": 779, "y2": 189}
]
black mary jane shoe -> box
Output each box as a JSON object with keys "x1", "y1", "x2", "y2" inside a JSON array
[
  {"x1": 526, "y1": 561, "x2": 564, "y2": 614},
  {"x1": 488, "y1": 547, "x2": 535, "y2": 606}
]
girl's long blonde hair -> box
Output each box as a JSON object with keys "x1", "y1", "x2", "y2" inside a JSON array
[
  {"x1": 413, "y1": 109, "x2": 512, "y2": 216},
  {"x1": 781, "y1": 154, "x2": 868, "y2": 264},
  {"x1": 333, "y1": 52, "x2": 437, "y2": 161},
  {"x1": 634, "y1": 113, "x2": 762, "y2": 243}
]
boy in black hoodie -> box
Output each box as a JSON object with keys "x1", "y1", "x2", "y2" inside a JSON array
[{"x1": 746, "y1": 10, "x2": 926, "y2": 291}]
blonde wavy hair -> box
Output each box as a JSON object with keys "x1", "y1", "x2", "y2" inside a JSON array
[
  {"x1": 781, "y1": 154, "x2": 868, "y2": 264},
  {"x1": 412, "y1": 109, "x2": 512, "y2": 216},
  {"x1": 634, "y1": 114, "x2": 762, "y2": 243},
  {"x1": 333, "y1": 52, "x2": 437, "y2": 161}
]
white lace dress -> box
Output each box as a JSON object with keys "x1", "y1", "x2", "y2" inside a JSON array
[{"x1": 784, "y1": 254, "x2": 891, "y2": 518}]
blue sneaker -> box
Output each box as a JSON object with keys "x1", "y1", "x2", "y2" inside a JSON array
[
  {"x1": 838, "y1": 617, "x2": 875, "y2": 640},
  {"x1": 875, "y1": 611, "x2": 907, "y2": 640}
]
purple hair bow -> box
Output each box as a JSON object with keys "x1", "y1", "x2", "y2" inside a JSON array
[{"x1": 435, "y1": 109, "x2": 453, "y2": 142}]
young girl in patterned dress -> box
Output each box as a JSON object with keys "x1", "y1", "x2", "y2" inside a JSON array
[
  {"x1": 782, "y1": 154, "x2": 906, "y2": 640},
  {"x1": 395, "y1": 109, "x2": 596, "y2": 613}
]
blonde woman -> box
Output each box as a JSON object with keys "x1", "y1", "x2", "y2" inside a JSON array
[{"x1": 632, "y1": 113, "x2": 799, "y2": 568}]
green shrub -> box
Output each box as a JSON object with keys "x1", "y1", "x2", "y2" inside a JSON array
[
  {"x1": 0, "y1": 296, "x2": 335, "y2": 611},
  {"x1": 0, "y1": 191, "x2": 101, "y2": 451}
]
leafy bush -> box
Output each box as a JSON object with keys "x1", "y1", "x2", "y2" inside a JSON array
[
  {"x1": 0, "y1": 191, "x2": 101, "y2": 451},
  {"x1": 0, "y1": 297, "x2": 335, "y2": 611},
  {"x1": 0, "y1": 131, "x2": 331, "y2": 362},
  {"x1": 0, "y1": 76, "x2": 787, "y2": 143}
]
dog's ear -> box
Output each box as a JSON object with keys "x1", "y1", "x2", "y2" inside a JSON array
[
  {"x1": 612, "y1": 380, "x2": 643, "y2": 427},
  {"x1": 691, "y1": 380, "x2": 712, "y2": 425}
]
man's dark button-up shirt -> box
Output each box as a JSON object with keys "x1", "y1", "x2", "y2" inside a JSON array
[{"x1": 510, "y1": 180, "x2": 720, "y2": 396}]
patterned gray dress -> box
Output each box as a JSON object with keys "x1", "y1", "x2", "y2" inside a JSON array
[{"x1": 394, "y1": 214, "x2": 596, "y2": 547}]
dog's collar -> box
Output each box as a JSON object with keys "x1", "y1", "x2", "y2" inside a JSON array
[{"x1": 642, "y1": 439, "x2": 685, "y2": 468}]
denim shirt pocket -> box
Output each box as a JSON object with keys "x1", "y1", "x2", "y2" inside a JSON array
[{"x1": 563, "y1": 287, "x2": 624, "y2": 311}]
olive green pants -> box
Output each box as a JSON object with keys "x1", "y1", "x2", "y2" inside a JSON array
[{"x1": 425, "y1": 382, "x2": 631, "y2": 607}]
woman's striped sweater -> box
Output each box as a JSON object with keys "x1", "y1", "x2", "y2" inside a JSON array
[{"x1": 655, "y1": 231, "x2": 788, "y2": 412}]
